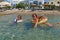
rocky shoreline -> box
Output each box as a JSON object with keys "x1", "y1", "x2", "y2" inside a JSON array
[{"x1": 0, "y1": 10, "x2": 60, "y2": 15}]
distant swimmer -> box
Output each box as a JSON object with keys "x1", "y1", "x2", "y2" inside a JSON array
[
  {"x1": 14, "y1": 15, "x2": 23, "y2": 23},
  {"x1": 32, "y1": 13, "x2": 53, "y2": 28}
]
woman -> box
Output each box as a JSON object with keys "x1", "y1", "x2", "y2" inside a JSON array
[{"x1": 32, "y1": 13, "x2": 52, "y2": 28}]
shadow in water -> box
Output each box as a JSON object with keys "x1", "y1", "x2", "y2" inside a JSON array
[{"x1": 24, "y1": 22, "x2": 34, "y2": 30}]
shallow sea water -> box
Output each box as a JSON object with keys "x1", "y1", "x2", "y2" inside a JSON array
[{"x1": 0, "y1": 14, "x2": 60, "y2": 40}]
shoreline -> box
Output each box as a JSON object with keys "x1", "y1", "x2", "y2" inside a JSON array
[{"x1": 0, "y1": 10, "x2": 60, "y2": 16}]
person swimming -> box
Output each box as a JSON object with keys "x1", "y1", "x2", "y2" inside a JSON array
[
  {"x1": 14, "y1": 15, "x2": 23, "y2": 23},
  {"x1": 32, "y1": 13, "x2": 53, "y2": 28}
]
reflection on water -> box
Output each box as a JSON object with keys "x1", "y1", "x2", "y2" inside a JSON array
[{"x1": 0, "y1": 14, "x2": 60, "y2": 40}]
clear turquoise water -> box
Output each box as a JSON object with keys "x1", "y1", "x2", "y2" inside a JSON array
[{"x1": 0, "y1": 14, "x2": 60, "y2": 40}]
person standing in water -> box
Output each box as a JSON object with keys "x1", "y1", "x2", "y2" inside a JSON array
[{"x1": 32, "y1": 13, "x2": 53, "y2": 29}]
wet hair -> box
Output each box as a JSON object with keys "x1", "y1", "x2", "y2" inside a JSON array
[
  {"x1": 32, "y1": 13, "x2": 37, "y2": 18},
  {"x1": 17, "y1": 15, "x2": 22, "y2": 19},
  {"x1": 20, "y1": 16, "x2": 22, "y2": 19}
]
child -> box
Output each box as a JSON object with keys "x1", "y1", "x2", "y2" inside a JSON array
[{"x1": 14, "y1": 15, "x2": 23, "y2": 23}]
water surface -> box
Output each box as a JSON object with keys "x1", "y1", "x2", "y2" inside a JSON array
[{"x1": 0, "y1": 14, "x2": 60, "y2": 40}]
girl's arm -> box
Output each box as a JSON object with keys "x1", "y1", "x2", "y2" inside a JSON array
[{"x1": 34, "y1": 19, "x2": 38, "y2": 29}]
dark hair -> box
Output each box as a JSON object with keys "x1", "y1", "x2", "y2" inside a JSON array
[{"x1": 32, "y1": 13, "x2": 37, "y2": 17}]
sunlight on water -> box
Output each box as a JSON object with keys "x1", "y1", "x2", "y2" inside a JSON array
[{"x1": 0, "y1": 14, "x2": 60, "y2": 40}]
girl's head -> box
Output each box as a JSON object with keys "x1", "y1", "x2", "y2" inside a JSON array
[
  {"x1": 32, "y1": 13, "x2": 37, "y2": 19},
  {"x1": 17, "y1": 15, "x2": 22, "y2": 19},
  {"x1": 32, "y1": 13, "x2": 37, "y2": 18}
]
